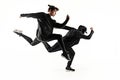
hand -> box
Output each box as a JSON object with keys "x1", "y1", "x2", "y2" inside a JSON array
[
  {"x1": 19, "y1": 14, "x2": 22, "y2": 18},
  {"x1": 66, "y1": 15, "x2": 70, "y2": 20},
  {"x1": 90, "y1": 27, "x2": 93, "y2": 30},
  {"x1": 19, "y1": 16, "x2": 22, "y2": 18},
  {"x1": 20, "y1": 14, "x2": 24, "y2": 18}
]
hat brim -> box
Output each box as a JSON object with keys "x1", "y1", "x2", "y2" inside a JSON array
[{"x1": 48, "y1": 5, "x2": 59, "y2": 11}]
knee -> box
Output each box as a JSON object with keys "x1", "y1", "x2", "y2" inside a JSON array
[
  {"x1": 70, "y1": 52, "x2": 75, "y2": 57},
  {"x1": 73, "y1": 52, "x2": 75, "y2": 56},
  {"x1": 47, "y1": 50, "x2": 54, "y2": 53},
  {"x1": 31, "y1": 44, "x2": 35, "y2": 46},
  {"x1": 46, "y1": 48, "x2": 53, "y2": 53},
  {"x1": 31, "y1": 43, "x2": 35, "y2": 46},
  {"x1": 47, "y1": 49, "x2": 52, "y2": 52}
]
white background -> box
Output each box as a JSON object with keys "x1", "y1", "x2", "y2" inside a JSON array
[{"x1": 0, "y1": 0, "x2": 120, "y2": 80}]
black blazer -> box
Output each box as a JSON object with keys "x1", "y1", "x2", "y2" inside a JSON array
[{"x1": 20, "y1": 12, "x2": 74, "y2": 40}]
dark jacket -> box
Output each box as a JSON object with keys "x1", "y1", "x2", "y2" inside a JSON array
[
  {"x1": 63, "y1": 29, "x2": 94, "y2": 47},
  {"x1": 21, "y1": 12, "x2": 74, "y2": 40}
]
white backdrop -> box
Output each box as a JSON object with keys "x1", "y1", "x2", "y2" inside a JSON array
[{"x1": 0, "y1": 0, "x2": 120, "y2": 80}]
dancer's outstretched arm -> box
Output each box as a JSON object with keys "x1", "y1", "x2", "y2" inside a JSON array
[
  {"x1": 81, "y1": 27, "x2": 94, "y2": 39},
  {"x1": 54, "y1": 15, "x2": 69, "y2": 28},
  {"x1": 20, "y1": 12, "x2": 44, "y2": 18},
  {"x1": 62, "y1": 26, "x2": 75, "y2": 30}
]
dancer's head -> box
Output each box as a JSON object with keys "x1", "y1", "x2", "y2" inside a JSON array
[
  {"x1": 78, "y1": 25, "x2": 87, "y2": 34},
  {"x1": 48, "y1": 5, "x2": 59, "y2": 16}
]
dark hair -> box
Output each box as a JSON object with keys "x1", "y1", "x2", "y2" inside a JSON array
[
  {"x1": 78, "y1": 25, "x2": 87, "y2": 33},
  {"x1": 48, "y1": 5, "x2": 59, "y2": 11}
]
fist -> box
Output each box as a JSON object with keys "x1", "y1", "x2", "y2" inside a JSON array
[
  {"x1": 66, "y1": 15, "x2": 70, "y2": 20},
  {"x1": 19, "y1": 16, "x2": 22, "y2": 18},
  {"x1": 90, "y1": 27, "x2": 93, "y2": 30},
  {"x1": 19, "y1": 14, "x2": 22, "y2": 18}
]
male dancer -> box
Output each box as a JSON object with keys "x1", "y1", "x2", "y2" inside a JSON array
[
  {"x1": 14, "y1": 5, "x2": 74, "y2": 60},
  {"x1": 43, "y1": 25, "x2": 94, "y2": 71}
]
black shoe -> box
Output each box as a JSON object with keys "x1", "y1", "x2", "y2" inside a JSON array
[
  {"x1": 13, "y1": 29, "x2": 23, "y2": 36},
  {"x1": 66, "y1": 67, "x2": 75, "y2": 71},
  {"x1": 61, "y1": 52, "x2": 71, "y2": 61}
]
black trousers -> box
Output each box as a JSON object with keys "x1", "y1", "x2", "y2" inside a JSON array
[
  {"x1": 43, "y1": 42, "x2": 75, "y2": 68},
  {"x1": 20, "y1": 33, "x2": 67, "y2": 53},
  {"x1": 20, "y1": 33, "x2": 41, "y2": 46}
]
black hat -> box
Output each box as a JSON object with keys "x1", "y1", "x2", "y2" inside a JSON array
[
  {"x1": 48, "y1": 4, "x2": 59, "y2": 11},
  {"x1": 78, "y1": 25, "x2": 87, "y2": 33}
]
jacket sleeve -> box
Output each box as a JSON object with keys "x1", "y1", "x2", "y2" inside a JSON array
[
  {"x1": 54, "y1": 15, "x2": 69, "y2": 28},
  {"x1": 62, "y1": 26, "x2": 76, "y2": 30},
  {"x1": 81, "y1": 30, "x2": 94, "y2": 39},
  {"x1": 20, "y1": 12, "x2": 43, "y2": 18}
]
